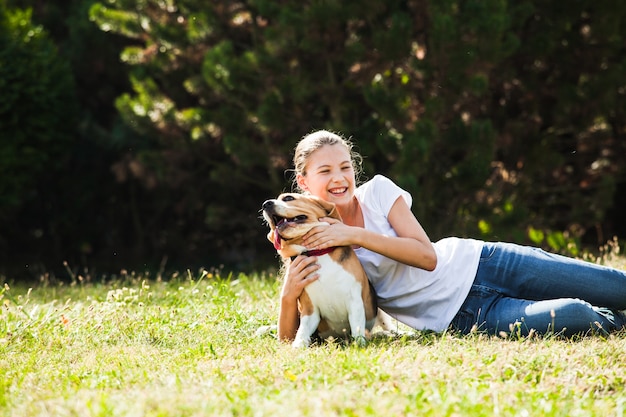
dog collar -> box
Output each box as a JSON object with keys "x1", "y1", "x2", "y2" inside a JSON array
[{"x1": 290, "y1": 247, "x2": 337, "y2": 261}]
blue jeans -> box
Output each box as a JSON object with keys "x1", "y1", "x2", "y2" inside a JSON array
[{"x1": 450, "y1": 242, "x2": 626, "y2": 336}]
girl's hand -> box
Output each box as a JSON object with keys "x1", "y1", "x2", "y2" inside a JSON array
[
  {"x1": 304, "y1": 196, "x2": 437, "y2": 270},
  {"x1": 281, "y1": 255, "x2": 320, "y2": 301},
  {"x1": 302, "y1": 217, "x2": 353, "y2": 250}
]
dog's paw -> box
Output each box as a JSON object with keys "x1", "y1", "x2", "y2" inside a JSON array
[
  {"x1": 291, "y1": 338, "x2": 310, "y2": 348},
  {"x1": 353, "y1": 335, "x2": 367, "y2": 347}
]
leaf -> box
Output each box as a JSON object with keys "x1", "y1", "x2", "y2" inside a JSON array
[{"x1": 527, "y1": 227, "x2": 544, "y2": 245}]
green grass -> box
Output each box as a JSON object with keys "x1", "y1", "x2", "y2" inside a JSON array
[{"x1": 2, "y1": 256, "x2": 626, "y2": 417}]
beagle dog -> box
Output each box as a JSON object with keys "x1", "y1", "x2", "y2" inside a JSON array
[{"x1": 262, "y1": 193, "x2": 379, "y2": 347}]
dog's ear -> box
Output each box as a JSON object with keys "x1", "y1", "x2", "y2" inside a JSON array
[
  {"x1": 315, "y1": 197, "x2": 342, "y2": 221},
  {"x1": 326, "y1": 204, "x2": 341, "y2": 221}
]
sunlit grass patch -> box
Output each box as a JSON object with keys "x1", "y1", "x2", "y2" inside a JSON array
[{"x1": 1, "y1": 255, "x2": 626, "y2": 416}]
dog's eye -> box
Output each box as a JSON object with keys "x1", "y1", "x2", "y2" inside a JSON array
[{"x1": 282, "y1": 195, "x2": 295, "y2": 202}]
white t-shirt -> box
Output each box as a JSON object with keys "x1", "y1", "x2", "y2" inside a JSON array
[{"x1": 354, "y1": 175, "x2": 483, "y2": 332}]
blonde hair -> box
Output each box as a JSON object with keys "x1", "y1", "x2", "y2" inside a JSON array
[{"x1": 292, "y1": 130, "x2": 363, "y2": 192}]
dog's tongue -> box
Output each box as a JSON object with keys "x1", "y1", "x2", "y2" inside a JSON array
[{"x1": 273, "y1": 231, "x2": 282, "y2": 250}]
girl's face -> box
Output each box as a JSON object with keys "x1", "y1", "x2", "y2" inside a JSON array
[{"x1": 297, "y1": 144, "x2": 356, "y2": 206}]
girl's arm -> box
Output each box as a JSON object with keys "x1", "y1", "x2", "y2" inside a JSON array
[
  {"x1": 304, "y1": 197, "x2": 437, "y2": 271},
  {"x1": 277, "y1": 255, "x2": 320, "y2": 342}
]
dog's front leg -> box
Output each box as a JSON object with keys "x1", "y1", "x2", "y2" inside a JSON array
[
  {"x1": 292, "y1": 310, "x2": 320, "y2": 348},
  {"x1": 347, "y1": 295, "x2": 368, "y2": 347}
]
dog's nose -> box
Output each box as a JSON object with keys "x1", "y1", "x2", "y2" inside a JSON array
[{"x1": 262, "y1": 200, "x2": 274, "y2": 210}]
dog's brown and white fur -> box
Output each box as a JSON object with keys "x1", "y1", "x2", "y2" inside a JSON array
[{"x1": 262, "y1": 193, "x2": 380, "y2": 347}]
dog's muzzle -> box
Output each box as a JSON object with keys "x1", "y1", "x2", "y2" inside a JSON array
[
  {"x1": 262, "y1": 199, "x2": 310, "y2": 251},
  {"x1": 262, "y1": 200, "x2": 286, "y2": 250}
]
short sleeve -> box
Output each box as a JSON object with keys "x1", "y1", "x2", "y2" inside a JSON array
[{"x1": 359, "y1": 175, "x2": 412, "y2": 217}]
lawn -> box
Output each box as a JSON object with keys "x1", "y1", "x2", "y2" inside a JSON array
[{"x1": 2, "y1": 251, "x2": 626, "y2": 416}]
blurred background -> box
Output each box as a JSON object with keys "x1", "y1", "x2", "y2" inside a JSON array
[{"x1": 1, "y1": 0, "x2": 625, "y2": 280}]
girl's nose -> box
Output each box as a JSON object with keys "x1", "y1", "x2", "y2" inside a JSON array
[{"x1": 330, "y1": 170, "x2": 343, "y2": 182}]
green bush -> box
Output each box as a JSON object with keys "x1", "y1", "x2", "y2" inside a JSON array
[
  {"x1": 0, "y1": 2, "x2": 78, "y2": 265},
  {"x1": 85, "y1": 0, "x2": 626, "y2": 265},
  {"x1": 0, "y1": 4, "x2": 77, "y2": 212},
  {"x1": 3, "y1": 0, "x2": 624, "y2": 274}
]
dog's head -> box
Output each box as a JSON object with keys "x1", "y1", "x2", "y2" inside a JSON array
[{"x1": 262, "y1": 193, "x2": 341, "y2": 258}]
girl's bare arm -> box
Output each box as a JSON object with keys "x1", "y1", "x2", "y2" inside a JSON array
[
  {"x1": 277, "y1": 255, "x2": 320, "y2": 341},
  {"x1": 304, "y1": 197, "x2": 437, "y2": 271}
]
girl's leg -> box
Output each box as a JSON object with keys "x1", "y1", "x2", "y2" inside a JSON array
[
  {"x1": 475, "y1": 242, "x2": 626, "y2": 309},
  {"x1": 450, "y1": 242, "x2": 626, "y2": 336},
  {"x1": 450, "y1": 284, "x2": 626, "y2": 336},
  {"x1": 491, "y1": 298, "x2": 626, "y2": 336}
]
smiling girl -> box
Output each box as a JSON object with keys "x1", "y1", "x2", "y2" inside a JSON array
[{"x1": 277, "y1": 129, "x2": 626, "y2": 341}]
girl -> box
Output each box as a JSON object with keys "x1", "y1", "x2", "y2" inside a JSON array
[{"x1": 278, "y1": 129, "x2": 626, "y2": 341}]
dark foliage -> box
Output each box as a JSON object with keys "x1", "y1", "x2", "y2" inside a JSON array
[{"x1": 1, "y1": 0, "x2": 625, "y2": 279}]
